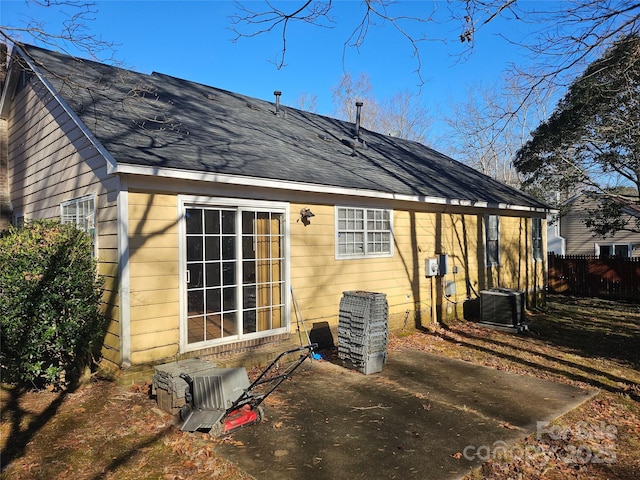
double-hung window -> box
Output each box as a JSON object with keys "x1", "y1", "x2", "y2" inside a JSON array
[
  {"x1": 61, "y1": 194, "x2": 96, "y2": 255},
  {"x1": 484, "y1": 214, "x2": 499, "y2": 266},
  {"x1": 336, "y1": 207, "x2": 393, "y2": 259}
]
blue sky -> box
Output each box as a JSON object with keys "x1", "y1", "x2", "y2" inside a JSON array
[{"x1": 2, "y1": 1, "x2": 539, "y2": 133}]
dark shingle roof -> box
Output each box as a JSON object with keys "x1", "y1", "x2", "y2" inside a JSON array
[{"x1": 20, "y1": 44, "x2": 548, "y2": 210}]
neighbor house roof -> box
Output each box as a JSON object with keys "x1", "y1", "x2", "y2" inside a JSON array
[
  {"x1": 12, "y1": 44, "x2": 548, "y2": 212},
  {"x1": 566, "y1": 191, "x2": 640, "y2": 218}
]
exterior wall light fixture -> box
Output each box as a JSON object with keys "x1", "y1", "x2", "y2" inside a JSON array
[{"x1": 299, "y1": 208, "x2": 315, "y2": 226}]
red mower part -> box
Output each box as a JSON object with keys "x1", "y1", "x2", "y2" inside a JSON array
[{"x1": 223, "y1": 404, "x2": 261, "y2": 434}]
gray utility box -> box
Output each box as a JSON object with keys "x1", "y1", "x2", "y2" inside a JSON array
[{"x1": 480, "y1": 288, "x2": 525, "y2": 327}]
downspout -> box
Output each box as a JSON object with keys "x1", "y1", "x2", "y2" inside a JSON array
[{"x1": 117, "y1": 177, "x2": 131, "y2": 369}]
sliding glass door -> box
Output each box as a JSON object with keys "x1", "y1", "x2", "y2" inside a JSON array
[{"x1": 183, "y1": 203, "x2": 286, "y2": 348}]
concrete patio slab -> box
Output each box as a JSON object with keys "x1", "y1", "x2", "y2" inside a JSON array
[{"x1": 213, "y1": 347, "x2": 596, "y2": 480}]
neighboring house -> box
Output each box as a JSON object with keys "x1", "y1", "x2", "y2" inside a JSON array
[
  {"x1": 560, "y1": 193, "x2": 640, "y2": 258},
  {"x1": 0, "y1": 44, "x2": 550, "y2": 382}
]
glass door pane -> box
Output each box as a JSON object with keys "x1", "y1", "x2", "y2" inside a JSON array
[
  {"x1": 186, "y1": 208, "x2": 238, "y2": 344},
  {"x1": 186, "y1": 208, "x2": 205, "y2": 343}
]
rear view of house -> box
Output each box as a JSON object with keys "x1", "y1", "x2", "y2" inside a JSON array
[{"x1": 0, "y1": 44, "x2": 550, "y2": 382}]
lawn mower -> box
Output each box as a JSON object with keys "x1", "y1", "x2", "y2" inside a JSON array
[{"x1": 177, "y1": 343, "x2": 316, "y2": 437}]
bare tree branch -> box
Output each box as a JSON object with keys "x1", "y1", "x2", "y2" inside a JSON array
[
  {"x1": 230, "y1": 0, "x2": 640, "y2": 132},
  {"x1": 340, "y1": 1, "x2": 435, "y2": 86},
  {"x1": 229, "y1": 0, "x2": 333, "y2": 69},
  {"x1": 330, "y1": 71, "x2": 432, "y2": 143},
  {"x1": 231, "y1": 0, "x2": 436, "y2": 84},
  {"x1": 295, "y1": 92, "x2": 319, "y2": 112},
  {"x1": 1, "y1": 1, "x2": 116, "y2": 61}
]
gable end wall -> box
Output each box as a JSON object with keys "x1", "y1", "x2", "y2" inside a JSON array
[{"x1": 6, "y1": 71, "x2": 123, "y2": 368}]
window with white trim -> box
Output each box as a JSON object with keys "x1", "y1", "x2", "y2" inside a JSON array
[
  {"x1": 595, "y1": 243, "x2": 631, "y2": 258},
  {"x1": 336, "y1": 207, "x2": 393, "y2": 258},
  {"x1": 532, "y1": 217, "x2": 543, "y2": 260},
  {"x1": 61, "y1": 195, "x2": 96, "y2": 254},
  {"x1": 484, "y1": 214, "x2": 500, "y2": 266}
]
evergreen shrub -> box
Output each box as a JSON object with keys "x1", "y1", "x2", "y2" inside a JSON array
[{"x1": 0, "y1": 220, "x2": 106, "y2": 389}]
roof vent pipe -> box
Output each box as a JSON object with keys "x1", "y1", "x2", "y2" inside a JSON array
[
  {"x1": 274, "y1": 90, "x2": 282, "y2": 115},
  {"x1": 355, "y1": 101, "x2": 363, "y2": 137}
]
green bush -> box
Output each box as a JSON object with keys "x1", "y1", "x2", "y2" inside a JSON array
[{"x1": 0, "y1": 219, "x2": 106, "y2": 389}]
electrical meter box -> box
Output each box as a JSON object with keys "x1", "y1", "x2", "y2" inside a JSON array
[
  {"x1": 426, "y1": 255, "x2": 449, "y2": 277},
  {"x1": 425, "y1": 258, "x2": 439, "y2": 277}
]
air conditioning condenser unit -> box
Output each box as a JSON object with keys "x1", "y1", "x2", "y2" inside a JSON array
[{"x1": 480, "y1": 288, "x2": 525, "y2": 327}]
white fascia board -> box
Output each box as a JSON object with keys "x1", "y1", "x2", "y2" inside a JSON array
[
  {"x1": 116, "y1": 163, "x2": 546, "y2": 213},
  {"x1": 498, "y1": 203, "x2": 550, "y2": 214},
  {"x1": 115, "y1": 163, "x2": 446, "y2": 202},
  {"x1": 16, "y1": 46, "x2": 118, "y2": 175}
]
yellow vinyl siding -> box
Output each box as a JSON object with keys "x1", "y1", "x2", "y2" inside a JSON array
[
  {"x1": 129, "y1": 303, "x2": 179, "y2": 323},
  {"x1": 130, "y1": 247, "x2": 179, "y2": 263},
  {"x1": 97, "y1": 262, "x2": 119, "y2": 278},
  {"x1": 131, "y1": 345, "x2": 181, "y2": 365},
  {"x1": 290, "y1": 206, "x2": 444, "y2": 330},
  {"x1": 290, "y1": 204, "x2": 337, "y2": 325},
  {"x1": 132, "y1": 261, "x2": 180, "y2": 277},
  {"x1": 129, "y1": 322, "x2": 180, "y2": 356},
  {"x1": 495, "y1": 215, "x2": 546, "y2": 293},
  {"x1": 128, "y1": 218, "x2": 179, "y2": 236},
  {"x1": 290, "y1": 204, "x2": 545, "y2": 332},
  {"x1": 14, "y1": 165, "x2": 109, "y2": 200},
  {"x1": 130, "y1": 316, "x2": 180, "y2": 336},
  {"x1": 129, "y1": 274, "x2": 179, "y2": 291},
  {"x1": 128, "y1": 192, "x2": 181, "y2": 360},
  {"x1": 130, "y1": 289, "x2": 180, "y2": 309},
  {"x1": 130, "y1": 233, "x2": 180, "y2": 249},
  {"x1": 101, "y1": 316, "x2": 121, "y2": 365}
]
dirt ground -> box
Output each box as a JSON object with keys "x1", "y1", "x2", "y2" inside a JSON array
[{"x1": 1, "y1": 295, "x2": 639, "y2": 479}]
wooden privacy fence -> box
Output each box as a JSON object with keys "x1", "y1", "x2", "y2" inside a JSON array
[{"x1": 548, "y1": 254, "x2": 640, "y2": 300}]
